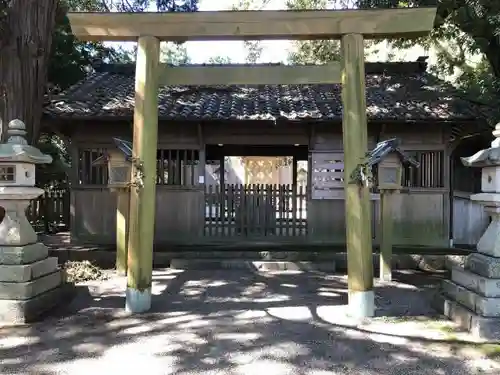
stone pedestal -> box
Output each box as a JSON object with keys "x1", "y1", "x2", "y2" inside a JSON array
[
  {"x1": 0, "y1": 120, "x2": 66, "y2": 324},
  {"x1": 433, "y1": 265, "x2": 500, "y2": 339},
  {"x1": 433, "y1": 123, "x2": 500, "y2": 339},
  {"x1": 0, "y1": 202, "x2": 64, "y2": 323},
  {"x1": 434, "y1": 202, "x2": 500, "y2": 339}
]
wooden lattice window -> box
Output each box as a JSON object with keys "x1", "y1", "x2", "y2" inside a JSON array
[
  {"x1": 401, "y1": 150, "x2": 445, "y2": 188},
  {"x1": 157, "y1": 149, "x2": 200, "y2": 186},
  {"x1": 311, "y1": 152, "x2": 344, "y2": 199},
  {"x1": 0, "y1": 166, "x2": 15, "y2": 183},
  {"x1": 78, "y1": 148, "x2": 108, "y2": 185}
]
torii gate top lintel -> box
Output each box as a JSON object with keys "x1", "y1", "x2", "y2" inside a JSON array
[{"x1": 67, "y1": 7, "x2": 437, "y2": 42}]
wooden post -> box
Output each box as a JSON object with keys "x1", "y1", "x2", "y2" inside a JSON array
[
  {"x1": 220, "y1": 156, "x2": 225, "y2": 187},
  {"x1": 69, "y1": 141, "x2": 79, "y2": 237},
  {"x1": 116, "y1": 187, "x2": 130, "y2": 275},
  {"x1": 377, "y1": 151, "x2": 405, "y2": 281},
  {"x1": 126, "y1": 35, "x2": 160, "y2": 313},
  {"x1": 379, "y1": 190, "x2": 394, "y2": 281},
  {"x1": 292, "y1": 156, "x2": 298, "y2": 186},
  {"x1": 341, "y1": 33, "x2": 374, "y2": 318}
]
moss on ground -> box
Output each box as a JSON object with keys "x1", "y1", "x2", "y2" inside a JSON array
[{"x1": 478, "y1": 344, "x2": 500, "y2": 359}]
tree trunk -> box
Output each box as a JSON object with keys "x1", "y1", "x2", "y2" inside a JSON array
[
  {"x1": 485, "y1": 39, "x2": 500, "y2": 79},
  {"x1": 0, "y1": 0, "x2": 59, "y2": 144}
]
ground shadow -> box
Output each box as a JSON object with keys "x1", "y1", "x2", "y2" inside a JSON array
[{"x1": 0, "y1": 269, "x2": 497, "y2": 374}]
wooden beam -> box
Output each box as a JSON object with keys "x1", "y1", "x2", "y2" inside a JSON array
[
  {"x1": 68, "y1": 8, "x2": 437, "y2": 42},
  {"x1": 126, "y1": 35, "x2": 160, "y2": 313},
  {"x1": 158, "y1": 64, "x2": 341, "y2": 85},
  {"x1": 341, "y1": 33, "x2": 374, "y2": 318}
]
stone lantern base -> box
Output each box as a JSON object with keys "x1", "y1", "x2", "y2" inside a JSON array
[
  {"x1": 0, "y1": 245, "x2": 66, "y2": 324},
  {"x1": 433, "y1": 200, "x2": 500, "y2": 340},
  {"x1": 433, "y1": 269, "x2": 500, "y2": 340},
  {"x1": 0, "y1": 200, "x2": 66, "y2": 324}
]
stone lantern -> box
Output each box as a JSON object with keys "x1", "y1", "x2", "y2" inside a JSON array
[
  {"x1": 434, "y1": 123, "x2": 500, "y2": 339},
  {"x1": 0, "y1": 120, "x2": 64, "y2": 324}
]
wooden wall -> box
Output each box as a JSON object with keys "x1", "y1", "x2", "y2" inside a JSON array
[
  {"x1": 452, "y1": 191, "x2": 489, "y2": 246},
  {"x1": 68, "y1": 120, "x2": 452, "y2": 247},
  {"x1": 308, "y1": 123, "x2": 450, "y2": 246},
  {"x1": 72, "y1": 186, "x2": 204, "y2": 244}
]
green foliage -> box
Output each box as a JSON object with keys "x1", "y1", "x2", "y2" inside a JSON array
[
  {"x1": 0, "y1": 0, "x2": 8, "y2": 18},
  {"x1": 286, "y1": 0, "x2": 341, "y2": 64},
  {"x1": 108, "y1": 0, "x2": 198, "y2": 12},
  {"x1": 49, "y1": 15, "x2": 131, "y2": 90},
  {"x1": 286, "y1": 0, "x2": 500, "y2": 122},
  {"x1": 119, "y1": 41, "x2": 191, "y2": 64},
  {"x1": 160, "y1": 42, "x2": 191, "y2": 64},
  {"x1": 207, "y1": 56, "x2": 234, "y2": 64},
  {"x1": 35, "y1": 133, "x2": 69, "y2": 189},
  {"x1": 232, "y1": 0, "x2": 272, "y2": 63},
  {"x1": 286, "y1": 0, "x2": 384, "y2": 63},
  {"x1": 0, "y1": 0, "x2": 12, "y2": 49},
  {"x1": 41, "y1": 0, "x2": 199, "y2": 186},
  {"x1": 49, "y1": 0, "x2": 193, "y2": 90},
  {"x1": 353, "y1": 0, "x2": 500, "y2": 120}
]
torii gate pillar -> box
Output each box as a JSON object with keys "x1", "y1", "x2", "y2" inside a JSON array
[{"x1": 126, "y1": 36, "x2": 160, "y2": 313}]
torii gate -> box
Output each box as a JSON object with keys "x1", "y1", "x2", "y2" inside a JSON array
[{"x1": 67, "y1": 7, "x2": 437, "y2": 317}]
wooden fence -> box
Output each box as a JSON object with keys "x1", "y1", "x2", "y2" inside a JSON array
[
  {"x1": 43, "y1": 184, "x2": 458, "y2": 244},
  {"x1": 205, "y1": 184, "x2": 307, "y2": 238},
  {"x1": 26, "y1": 189, "x2": 70, "y2": 233}
]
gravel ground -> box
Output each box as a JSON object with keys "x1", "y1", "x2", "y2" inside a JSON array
[{"x1": 1, "y1": 268, "x2": 499, "y2": 375}]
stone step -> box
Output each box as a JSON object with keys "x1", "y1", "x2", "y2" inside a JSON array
[
  {"x1": 451, "y1": 266, "x2": 500, "y2": 297},
  {"x1": 169, "y1": 259, "x2": 336, "y2": 272},
  {"x1": 441, "y1": 279, "x2": 500, "y2": 317},
  {"x1": 0, "y1": 257, "x2": 58, "y2": 282},
  {"x1": 465, "y1": 252, "x2": 500, "y2": 278},
  {"x1": 0, "y1": 271, "x2": 62, "y2": 300},
  {"x1": 432, "y1": 292, "x2": 500, "y2": 340},
  {"x1": 0, "y1": 243, "x2": 49, "y2": 265},
  {"x1": 252, "y1": 261, "x2": 336, "y2": 272}
]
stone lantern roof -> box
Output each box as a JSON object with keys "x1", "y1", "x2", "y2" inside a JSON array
[
  {"x1": 0, "y1": 120, "x2": 52, "y2": 164},
  {"x1": 461, "y1": 123, "x2": 500, "y2": 168}
]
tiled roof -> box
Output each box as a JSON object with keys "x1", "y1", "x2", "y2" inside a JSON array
[{"x1": 43, "y1": 61, "x2": 483, "y2": 122}]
